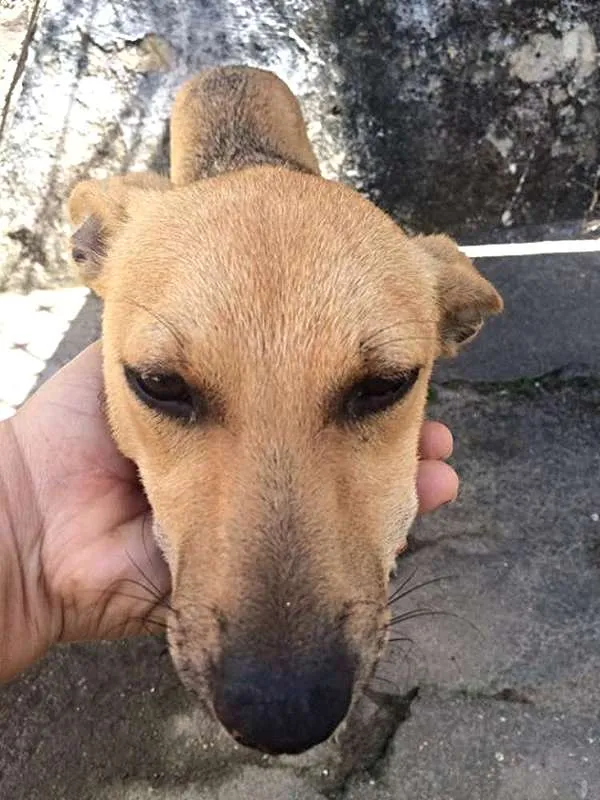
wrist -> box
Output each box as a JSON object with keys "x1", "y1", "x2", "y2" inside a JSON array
[{"x1": 0, "y1": 417, "x2": 54, "y2": 682}]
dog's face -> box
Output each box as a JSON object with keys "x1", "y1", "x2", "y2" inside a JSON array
[{"x1": 69, "y1": 167, "x2": 501, "y2": 754}]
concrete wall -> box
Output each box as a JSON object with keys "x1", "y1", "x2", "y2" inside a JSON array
[{"x1": 1, "y1": 0, "x2": 598, "y2": 290}]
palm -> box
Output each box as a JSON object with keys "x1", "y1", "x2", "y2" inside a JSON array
[{"x1": 12, "y1": 344, "x2": 170, "y2": 643}]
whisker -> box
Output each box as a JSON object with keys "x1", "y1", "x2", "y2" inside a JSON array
[
  {"x1": 387, "y1": 575, "x2": 458, "y2": 607},
  {"x1": 102, "y1": 588, "x2": 167, "y2": 607},
  {"x1": 135, "y1": 514, "x2": 174, "y2": 608},
  {"x1": 124, "y1": 542, "x2": 174, "y2": 614},
  {"x1": 118, "y1": 576, "x2": 173, "y2": 613},
  {"x1": 387, "y1": 608, "x2": 482, "y2": 637},
  {"x1": 102, "y1": 614, "x2": 168, "y2": 639},
  {"x1": 90, "y1": 574, "x2": 168, "y2": 633},
  {"x1": 136, "y1": 616, "x2": 169, "y2": 632},
  {"x1": 117, "y1": 297, "x2": 187, "y2": 352},
  {"x1": 388, "y1": 607, "x2": 440, "y2": 624},
  {"x1": 368, "y1": 335, "x2": 438, "y2": 351},
  {"x1": 387, "y1": 636, "x2": 415, "y2": 646},
  {"x1": 118, "y1": 299, "x2": 437, "y2": 363},
  {"x1": 382, "y1": 635, "x2": 424, "y2": 666},
  {"x1": 140, "y1": 513, "x2": 166, "y2": 592},
  {"x1": 379, "y1": 650, "x2": 417, "y2": 670},
  {"x1": 118, "y1": 576, "x2": 161, "y2": 602},
  {"x1": 387, "y1": 567, "x2": 419, "y2": 604},
  {"x1": 361, "y1": 318, "x2": 438, "y2": 349}
]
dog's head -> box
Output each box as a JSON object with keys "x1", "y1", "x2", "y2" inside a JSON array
[{"x1": 69, "y1": 162, "x2": 500, "y2": 756}]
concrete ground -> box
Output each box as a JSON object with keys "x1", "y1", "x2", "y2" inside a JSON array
[{"x1": 0, "y1": 241, "x2": 599, "y2": 799}]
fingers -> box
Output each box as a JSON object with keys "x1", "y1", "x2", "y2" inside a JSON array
[
  {"x1": 419, "y1": 420, "x2": 453, "y2": 460},
  {"x1": 91, "y1": 515, "x2": 172, "y2": 642},
  {"x1": 416, "y1": 459, "x2": 459, "y2": 515},
  {"x1": 417, "y1": 420, "x2": 457, "y2": 514}
]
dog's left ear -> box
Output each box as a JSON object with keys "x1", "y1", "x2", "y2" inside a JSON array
[
  {"x1": 415, "y1": 234, "x2": 503, "y2": 357},
  {"x1": 68, "y1": 172, "x2": 170, "y2": 295}
]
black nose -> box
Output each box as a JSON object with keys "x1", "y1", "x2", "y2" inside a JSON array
[{"x1": 213, "y1": 648, "x2": 356, "y2": 754}]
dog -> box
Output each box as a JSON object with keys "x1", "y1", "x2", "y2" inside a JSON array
[{"x1": 68, "y1": 66, "x2": 502, "y2": 756}]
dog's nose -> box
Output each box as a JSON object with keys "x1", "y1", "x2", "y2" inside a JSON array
[{"x1": 213, "y1": 647, "x2": 356, "y2": 754}]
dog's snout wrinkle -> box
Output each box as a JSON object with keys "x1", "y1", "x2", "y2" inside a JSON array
[{"x1": 213, "y1": 644, "x2": 356, "y2": 755}]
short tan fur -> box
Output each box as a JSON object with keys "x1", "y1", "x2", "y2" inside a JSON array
[{"x1": 68, "y1": 66, "x2": 502, "y2": 756}]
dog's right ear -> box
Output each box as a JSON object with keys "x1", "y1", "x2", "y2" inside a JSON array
[
  {"x1": 68, "y1": 172, "x2": 170, "y2": 295},
  {"x1": 413, "y1": 234, "x2": 503, "y2": 357}
]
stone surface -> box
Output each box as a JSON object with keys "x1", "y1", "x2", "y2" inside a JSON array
[
  {"x1": 435, "y1": 249, "x2": 600, "y2": 382},
  {"x1": 0, "y1": 0, "x2": 39, "y2": 131},
  {"x1": 389, "y1": 379, "x2": 600, "y2": 714},
  {"x1": 344, "y1": 693, "x2": 599, "y2": 800},
  {"x1": 1, "y1": 371, "x2": 599, "y2": 798},
  {"x1": 1, "y1": 0, "x2": 599, "y2": 290}
]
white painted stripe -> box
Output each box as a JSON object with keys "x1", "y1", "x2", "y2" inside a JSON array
[{"x1": 461, "y1": 239, "x2": 600, "y2": 258}]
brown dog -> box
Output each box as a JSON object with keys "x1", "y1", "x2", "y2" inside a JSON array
[{"x1": 68, "y1": 66, "x2": 502, "y2": 756}]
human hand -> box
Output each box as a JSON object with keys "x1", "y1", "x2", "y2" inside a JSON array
[
  {"x1": 1, "y1": 342, "x2": 169, "y2": 682},
  {"x1": 0, "y1": 343, "x2": 457, "y2": 682}
]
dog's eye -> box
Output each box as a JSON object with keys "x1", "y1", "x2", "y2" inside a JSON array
[
  {"x1": 343, "y1": 368, "x2": 421, "y2": 421},
  {"x1": 124, "y1": 367, "x2": 195, "y2": 420}
]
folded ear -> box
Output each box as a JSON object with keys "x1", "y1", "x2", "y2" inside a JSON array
[
  {"x1": 68, "y1": 171, "x2": 170, "y2": 295},
  {"x1": 415, "y1": 234, "x2": 503, "y2": 357}
]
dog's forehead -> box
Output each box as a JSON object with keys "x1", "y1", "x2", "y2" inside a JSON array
[{"x1": 111, "y1": 170, "x2": 438, "y2": 372}]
